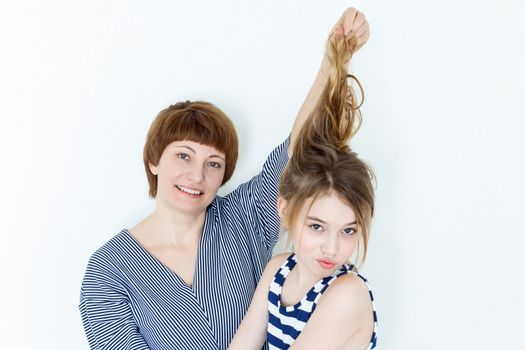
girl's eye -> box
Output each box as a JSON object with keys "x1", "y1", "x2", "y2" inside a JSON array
[
  {"x1": 309, "y1": 224, "x2": 323, "y2": 231},
  {"x1": 343, "y1": 227, "x2": 357, "y2": 236},
  {"x1": 177, "y1": 153, "x2": 190, "y2": 160},
  {"x1": 208, "y1": 161, "x2": 222, "y2": 169}
]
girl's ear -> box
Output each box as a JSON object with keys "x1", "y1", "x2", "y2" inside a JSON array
[{"x1": 277, "y1": 197, "x2": 288, "y2": 222}]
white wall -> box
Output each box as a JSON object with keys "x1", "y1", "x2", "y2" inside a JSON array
[{"x1": 1, "y1": 0, "x2": 524, "y2": 349}]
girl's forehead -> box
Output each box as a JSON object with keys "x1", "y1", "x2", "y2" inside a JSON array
[{"x1": 305, "y1": 193, "x2": 356, "y2": 222}]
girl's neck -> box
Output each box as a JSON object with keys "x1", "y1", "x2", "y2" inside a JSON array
[
  {"x1": 290, "y1": 255, "x2": 322, "y2": 290},
  {"x1": 280, "y1": 255, "x2": 323, "y2": 307}
]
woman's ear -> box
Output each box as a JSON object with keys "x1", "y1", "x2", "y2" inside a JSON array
[{"x1": 149, "y1": 163, "x2": 158, "y2": 176}]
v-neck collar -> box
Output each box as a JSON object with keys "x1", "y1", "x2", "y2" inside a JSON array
[{"x1": 123, "y1": 205, "x2": 214, "y2": 294}]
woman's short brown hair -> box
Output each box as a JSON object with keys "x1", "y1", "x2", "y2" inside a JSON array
[{"x1": 143, "y1": 100, "x2": 238, "y2": 198}]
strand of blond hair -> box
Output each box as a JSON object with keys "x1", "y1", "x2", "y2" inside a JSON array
[{"x1": 293, "y1": 33, "x2": 364, "y2": 161}]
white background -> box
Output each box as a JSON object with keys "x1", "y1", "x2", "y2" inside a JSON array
[{"x1": 1, "y1": 0, "x2": 524, "y2": 349}]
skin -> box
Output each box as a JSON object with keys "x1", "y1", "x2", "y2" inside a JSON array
[
  {"x1": 280, "y1": 193, "x2": 359, "y2": 305},
  {"x1": 227, "y1": 193, "x2": 374, "y2": 350},
  {"x1": 133, "y1": 141, "x2": 226, "y2": 286},
  {"x1": 131, "y1": 7, "x2": 369, "y2": 291},
  {"x1": 149, "y1": 140, "x2": 226, "y2": 218}
]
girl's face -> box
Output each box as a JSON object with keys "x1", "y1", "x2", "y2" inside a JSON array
[
  {"x1": 150, "y1": 140, "x2": 225, "y2": 216},
  {"x1": 282, "y1": 192, "x2": 358, "y2": 280}
]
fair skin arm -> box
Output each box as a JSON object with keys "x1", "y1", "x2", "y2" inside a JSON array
[
  {"x1": 229, "y1": 258, "x2": 374, "y2": 350},
  {"x1": 288, "y1": 7, "x2": 370, "y2": 157},
  {"x1": 288, "y1": 274, "x2": 374, "y2": 350},
  {"x1": 227, "y1": 254, "x2": 289, "y2": 350}
]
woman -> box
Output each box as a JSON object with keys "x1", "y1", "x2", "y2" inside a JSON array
[{"x1": 79, "y1": 8, "x2": 369, "y2": 350}]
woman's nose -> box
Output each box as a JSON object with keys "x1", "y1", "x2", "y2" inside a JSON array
[{"x1": 187, "y1": 164, "x2": 205, "y2": 183}]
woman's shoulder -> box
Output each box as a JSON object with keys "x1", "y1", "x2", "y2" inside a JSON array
[
  {"x1": 85, "y1": 230, "x2": 132, "y2": 271},
  {"x1": 81, "y1": 230, "x2": 135, "y2": 298}
]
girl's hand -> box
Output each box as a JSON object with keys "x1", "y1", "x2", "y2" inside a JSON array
[{"x1": 332, "y1": 7, "x2": 369, "y2": 52}]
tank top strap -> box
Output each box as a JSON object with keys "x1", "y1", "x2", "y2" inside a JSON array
[{"x1": 268, "y1": 254, "x2": 297, "y2": 309}]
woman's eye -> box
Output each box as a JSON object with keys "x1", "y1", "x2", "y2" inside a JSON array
[
  {"x1": 309, "y1": 224, "x2": 323, "y2": 231},
  {"x1": 177, "y1": 153, "x2": 190, "y2": 160},
  {"x1": 343, "y1": 227, "x2": 356, "y2": 236},
  {"x1": 208, "y1": 161, "x2": 222, "y2": 169}
]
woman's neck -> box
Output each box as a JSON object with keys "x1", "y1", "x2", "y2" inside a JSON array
[{"x1": 131, "y1": 203, "x2": 206, "y2": 249}]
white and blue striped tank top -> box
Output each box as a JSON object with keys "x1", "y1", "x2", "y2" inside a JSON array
[{"x1": 267, "y1": 254, "x2": 378, "y2": 350}]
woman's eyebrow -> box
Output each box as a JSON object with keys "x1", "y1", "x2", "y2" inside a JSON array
[
  {"x1": 173, "y1": 145, "x2": 196, "y2": 153},
  {"x1": 209, "y1": 154, "x2": 225, "y2": 161},
  {"x1": 173, "y1": 145, "x2": 225, "y2": 161}
]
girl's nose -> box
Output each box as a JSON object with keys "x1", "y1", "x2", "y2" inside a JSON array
[{"x1": 321, "y1": 233, "x2": 338, "y2": 257}]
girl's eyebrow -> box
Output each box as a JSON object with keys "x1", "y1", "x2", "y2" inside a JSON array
[
  {"x1": 306, "y1": 216, "x2": 327, "y2": 224},
  {"x1": 306, "y1": 216, "x2": 357, "y2": 226}
]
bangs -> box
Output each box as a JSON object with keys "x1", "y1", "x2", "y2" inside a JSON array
[{"x1": 164, "y1": 109, "x2": 233, "y2": 155}]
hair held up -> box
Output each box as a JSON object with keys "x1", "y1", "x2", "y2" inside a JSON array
[{"x1": 279, "y1": 33, "x2": 375, "y2": 264}]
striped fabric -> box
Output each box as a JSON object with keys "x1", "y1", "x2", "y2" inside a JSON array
[
  {"x1": 79, "y1": 138, "x2": 289, "y2": 350},
  {"x1": 267, "y1": 254, "x2": 378, "y2": 350}
]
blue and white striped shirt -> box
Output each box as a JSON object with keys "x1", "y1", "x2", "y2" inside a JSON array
[
  {"x1": 267, "y1": 254, "x2": 378, "y2": 350},
  {"x1": 79, "y1": 138, "x2": 289, "y2": 350}
]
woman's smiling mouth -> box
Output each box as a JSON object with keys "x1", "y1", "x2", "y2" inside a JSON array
[{"x1": 175, "y1": 185, "x2": 203, "y2": 196}]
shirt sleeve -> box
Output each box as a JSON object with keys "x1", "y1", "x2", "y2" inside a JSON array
[
  {"x1": 224, "y1": 137, "x2": 290, "y2": 253},
  {"x1": 79, "y1": 254, "x2": 150, "y2": 350}
]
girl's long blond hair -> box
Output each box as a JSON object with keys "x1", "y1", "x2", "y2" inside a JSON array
[{"x1": 280, "y1": 33, "x2": 374, "y2": 265}]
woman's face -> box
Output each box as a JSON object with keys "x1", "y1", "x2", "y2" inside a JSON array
[
  {"x1": 150, "y1": 140, "x2": 225, "y2": 216},
  {"x1": 286, "y1": 192, "x2": 358, "y2": 280}
]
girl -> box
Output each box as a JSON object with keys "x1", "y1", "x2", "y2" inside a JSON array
[
  {"x1": 228, "y1": 28, "x2": 377, "y2": 350},
  {"x1": 79, "y1": 8, "x2": 370, "y2": 350}
]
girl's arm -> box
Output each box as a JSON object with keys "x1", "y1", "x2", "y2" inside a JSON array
[
  {"x1": 289, "y1": 7, "x2": 369, "y2": 157},
  {"x1": 228, "y1": 254, "x2": 289, "y2": 350},
  {"x1": 289, "y1": 273, "x2": 375, "y2": 350}
]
